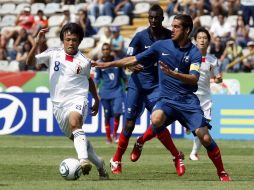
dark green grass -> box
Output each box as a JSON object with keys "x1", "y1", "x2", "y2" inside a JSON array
[{"x1": 0, "y1": 136, "x2": 253, "y2": 190}]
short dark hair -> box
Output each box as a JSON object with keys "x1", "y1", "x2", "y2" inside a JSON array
[
  {"x1": 149, "y1": 4, "x2": 164, "y2": 17},
  {"x1": 194, "y1": 27, "x2": 211, "y2": 42},
  {"x1": 60, "y1": 23, "x2": 84, "y2": 43},
  {"x1": 174, "y1": 14, "x2": 193, "y2": 35},
  {"x1": 102, "y1": 43, "x2": 111, "y2": 49}
]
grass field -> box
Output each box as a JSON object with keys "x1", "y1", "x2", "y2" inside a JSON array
[{"x1": 0, "y1": 136, "x2": 254, "y2": 190}]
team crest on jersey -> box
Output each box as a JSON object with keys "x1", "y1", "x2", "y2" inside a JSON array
[
  {"x1": 183, "y1": 56, "x2": 190, "y2": 63},
  {"x1": 76, "y1": 64, "x2": 82, "y2": 74}
]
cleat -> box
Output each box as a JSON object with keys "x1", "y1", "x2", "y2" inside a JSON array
[
  {"x1": 218, "y1": 171, "x2": 231, "y2": 182},
  {"x1": 173, "y1": 151, "x2": 185, "y2": 176},
  {"x1": 130, "y1": 138, "x2": 143, "y2": 162},
  {"x1": 106, "y1": 138, "x2": 112, "y2": 144},
  {"x1": 80, "y1": 160, "x2": 92, "y2": 175},
  {"x1": 189, "y1": 154, "x2": 200, "y2": 161},
  {"x1": 98, "y1": 159, "x2": 109, "y2": 180},
  {"x1": 113, "y1": 136, "x2": 119, "y2": 144},
  {"x1": 109, "y1": 158, "x2": 122, "y2": 174}
]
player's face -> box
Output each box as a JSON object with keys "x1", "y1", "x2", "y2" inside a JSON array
[
  {"x1": 148, "y1": 10, "x2": 163, "y2": 28},
  {"x1": 196, "y1": 32, "x2": 209, "y2": 51},
  {"x1": 63, "y1": 32, "x2": 80, "y2": 55},
  {"x1": 171, "y1": 19, "x2": 186, "y2": 41},
  {"x1": 102, "y1": 45, "x2": 111, "y2": 57}
]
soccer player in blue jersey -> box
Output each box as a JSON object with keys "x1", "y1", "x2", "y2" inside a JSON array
[
  {"x1": 92, "y1": 14, "x2": 231, "y2": 182},
  {"x1": 95, "y1": 43, "x2": 127, "y2": 144},
  {"x1": 96, "y1": 4, "x2": 185, "y2": 176}
]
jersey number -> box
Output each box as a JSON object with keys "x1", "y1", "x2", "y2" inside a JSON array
[
  {"x1": 54, "y1": 61, "x2": 61, "y2": 71},
  {"x1": 108, "y1": 73, "x2": 115, "y2": 80},
  {"x1": 76, "y1": 105, "x2": 82, "y2": 110}
]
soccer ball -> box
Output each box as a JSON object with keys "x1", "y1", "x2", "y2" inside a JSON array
[{"x1": 59, "y1": 158, "x2": 82, "y2": 180}]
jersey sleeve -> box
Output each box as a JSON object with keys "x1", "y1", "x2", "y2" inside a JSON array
[
  {"x1": 126, "y1": 33, "x2": 141, "y2": 56},
  {"x1": 189, "y1": 49, "x2": 201, "y2": 77},
  {"x1": 35, "y1": 48, "x2": 54, "y2": 67},
  {"x1": 211, "y1": 58, "x2": 220, "y2": 77},
  {"x1": 135, "y1": 43, "x2": 157, "y2": 65}
]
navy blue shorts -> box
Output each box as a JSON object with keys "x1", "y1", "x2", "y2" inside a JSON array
[
  {"x1": 126, "y1": 87, "x2": 159, "y2": 120},
  {"x1": 101, "y1": 96, "x2": 124, "y2": 118},
  {"x1": 153, "y1": 98, "x2": 211, "y2": 132}
]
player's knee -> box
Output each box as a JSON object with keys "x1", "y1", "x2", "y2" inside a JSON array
[
  {"x1": 114, "y1": 113, "x2": 121, "y2": 119},
  {"x1": 124, "y1": 120, "x2": 135, "y2": 134},
  {"x1": 151, "y1": 111, "x2": 165, "y2": 127},
  {"x1": 203, "y1": 134, "x2": 211, "y2": 144},
  {"x1": 69, "y1": 113, "x2": 83, "y2": 130}
]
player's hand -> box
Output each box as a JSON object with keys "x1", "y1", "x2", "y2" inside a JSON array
[
  {"x1": 35, "y1": 28, "x2": 49, "y2": 45},
  {"x1": 159, "y1": 61, "x2": 174, "y2": 76},
  {"x1": 127, "y1": 64, "x2": 144, "y2": 73},
  {"x1": 90, "y1": 98, "x2": 99, "y2": 116}
]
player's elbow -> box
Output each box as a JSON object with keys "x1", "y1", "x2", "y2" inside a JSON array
[{"x1": 189, "y1": 75, "x2": 199, "y2": 85}]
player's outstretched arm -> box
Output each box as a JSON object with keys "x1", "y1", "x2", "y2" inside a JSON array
[
  {"x1": 91, "y1": 56, "x2": 138, "y2": 68},
  {"x1": 159, "y1": 61, "x2": 199, "y2": 85},
  {"x1": 88, "y1": 78, "x2": 99, "y2": 116},
  {"x1": 26, "y1": 28, "x2": 49, "y2": 66}
]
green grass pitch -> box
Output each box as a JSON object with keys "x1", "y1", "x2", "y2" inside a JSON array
[{"x1": 0, "y1": 135, "x2": 253, "y2": 190}]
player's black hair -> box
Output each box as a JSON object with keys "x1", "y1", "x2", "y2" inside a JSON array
[
  {"x1": 102, "y1": 42, "x2": 111, "y2": 50},
  {"x1": 194, "y1": 27, "x2": 211, "y2": 42},
  {"x1": 148, "y1": 4, "x2": 164, "y2": 17},
  {"x1": 174, "y1": 14, "x2": 193, "y2": 35},
  {"x1": 60, "y1": 22, "x2": 84, "y2": 43}
]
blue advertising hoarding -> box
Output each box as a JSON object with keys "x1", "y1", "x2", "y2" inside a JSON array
[
  {"x1": 1, "y1": 93, "x2": 254, "y2": 139},
  {"x1": 0, "y1": 92, "x2": 184, "y2": 138}
]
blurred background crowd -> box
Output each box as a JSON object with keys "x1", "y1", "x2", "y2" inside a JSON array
[{"x1": 0, "y1": 0, "x2": 254, "y2": 73}]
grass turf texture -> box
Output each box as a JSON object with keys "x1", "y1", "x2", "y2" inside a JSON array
[{"x1": 0, "y1": 136, "x2": 253, "y2": 190}]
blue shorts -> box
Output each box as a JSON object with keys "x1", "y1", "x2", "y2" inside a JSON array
[
  {"x1": 153, "y1": 98, "x2": 211, "y2": 133},
  {"x1": 126, "y1": 87, "x2": 159, "y2": 120},
  {"x1": 101, "y1": 96, "x2": 124, "y2": 118}
]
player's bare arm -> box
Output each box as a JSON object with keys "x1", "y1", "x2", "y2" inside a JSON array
[
  {"x1": 88, "y1": 78, "x2": 99, "y2": 116},
  {"x1": 127, "y1": 64, "x2": 144, "y2": 73},
  {"x1": 159, "y1": 61, "x2": 199, "y2": 85},
  {"x1": 91, "y1": 56, "x2": 138, "y2": 68},
  {"x1": 26, "y1": 28, "x2": 49, "y2": 66}
]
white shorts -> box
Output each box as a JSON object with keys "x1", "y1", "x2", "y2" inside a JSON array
[
  {"x1": 53, "y1": 99, "x2": 88, "y2": 138},
  {"x1": 197, "y1": 95, "x2": 212, "y2": 121}
]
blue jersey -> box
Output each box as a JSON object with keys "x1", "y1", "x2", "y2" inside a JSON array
[
  {"x1": 126, "y1": 27, "x2": 171, "y2": 90},
  {"x1": 136, "y1": 39, "x2": 202, "y2": 110},
  {"x1": 95, "y1": 58, "x2": 127, "y2": 99}
]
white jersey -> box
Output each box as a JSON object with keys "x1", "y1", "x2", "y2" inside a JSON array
[
  {"x1": 195, "y1": 54, "x2": 220, "y2": 96},
  {"x1": 195, "y1": 54, "x2": 220, "y2": 120},
  {"x1": 35, "y1": 48, "x2": 91, "y2": 105}
]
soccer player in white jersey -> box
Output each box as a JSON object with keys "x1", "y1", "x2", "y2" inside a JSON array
[
  {"x1": 26, "y1": 23, "x2": 109, "y2": 180},
  {"x1": 189, "y1": 27, "x2": 223, "y2": 161}
]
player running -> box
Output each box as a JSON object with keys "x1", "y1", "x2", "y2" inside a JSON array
[
  {"x1": 26, "y1": 23, "x2": 109, "y2": 180},
  {"x1": 92, "y1": 14, "x2": 231, "y2": 182},
  {"x1": 189, "y1": 27, "x2": 223, "y2": 161},
  {"x1": 99, "y1": 4, "x2": 185, "y2": 176}
]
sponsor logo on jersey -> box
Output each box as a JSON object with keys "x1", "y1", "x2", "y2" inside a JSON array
[{"x1": 0, "y1": 94, "x2": 27, "y2": 135}]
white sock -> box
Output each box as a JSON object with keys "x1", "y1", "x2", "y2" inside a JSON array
[
  {"x1": 190, "y1": 136, "x2": 202, "y2": 155},
  {"x1": 87, "y1": 140, "x2": 103, "y2": 169},
  {"x1": 72, "y1": 129, "x2": 88, "y2": 160}
]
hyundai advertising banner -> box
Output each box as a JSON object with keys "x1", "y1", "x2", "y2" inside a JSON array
[
  {"x1": 0, "y1": 93, "x2": 184, "y2": 138},
  {"x1": 1, "y1": 92, "x2": 254, "y2": 139}
]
